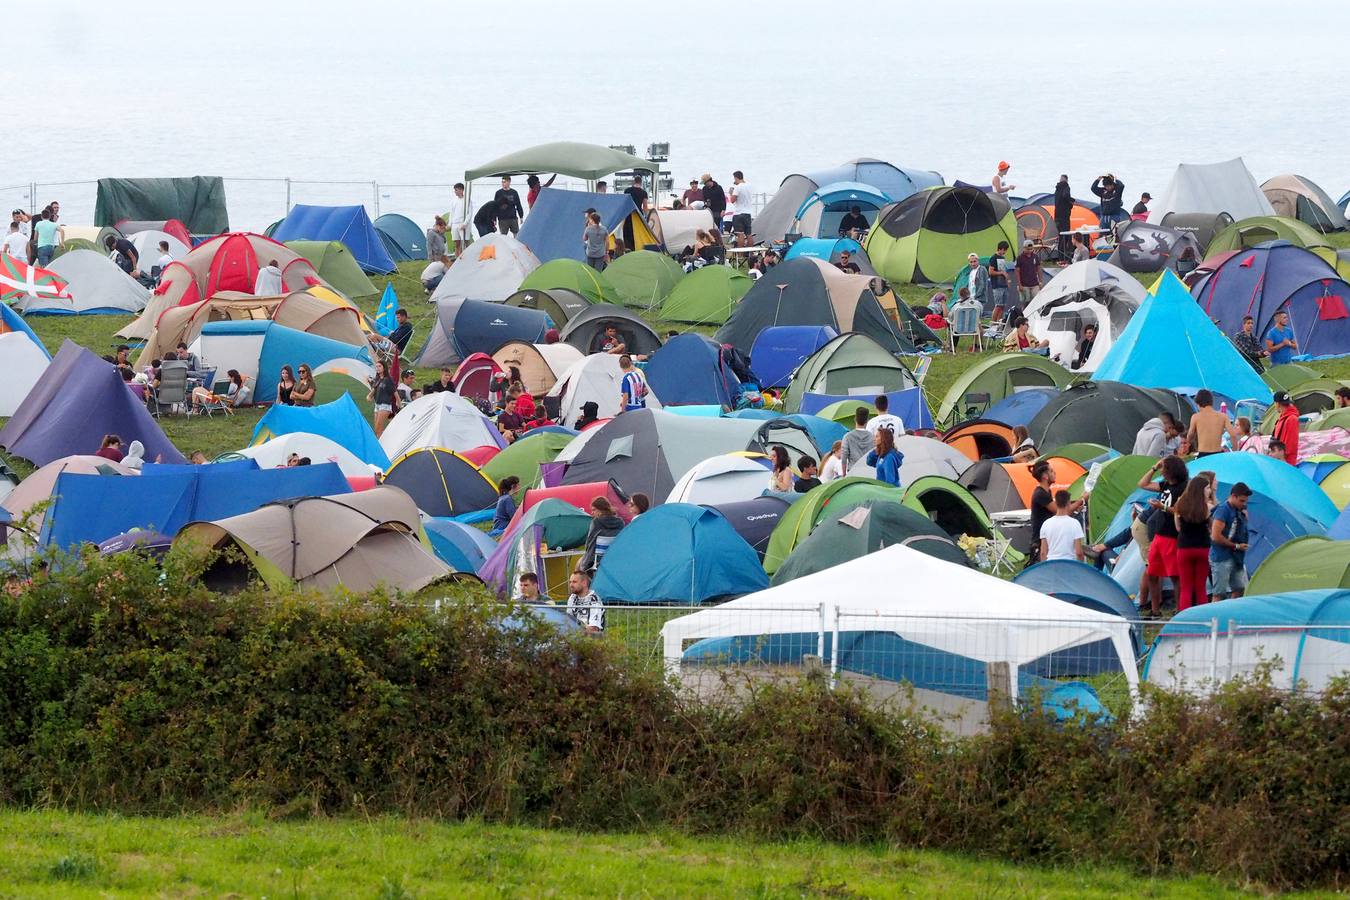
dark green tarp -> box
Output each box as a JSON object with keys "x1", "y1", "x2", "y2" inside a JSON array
[{"x1": 94, "y1": 176, "x2": 229, "y2": 233}]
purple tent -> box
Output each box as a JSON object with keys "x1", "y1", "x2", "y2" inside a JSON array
[{"x1": 0, "y1": 339, "x2": 185, "y2": 466}]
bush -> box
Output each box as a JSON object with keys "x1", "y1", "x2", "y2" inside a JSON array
[{"x1": 2, "y1": 549, "x2": 1350, "y2": 890}]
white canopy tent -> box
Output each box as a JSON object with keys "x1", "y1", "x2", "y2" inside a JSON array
[
  {"x1": 1147, "y1": 158, "x2": 1274, "y2": 224},
  {"x1": 661, "y1": 544, "x2": 1139, "y2": 699}
]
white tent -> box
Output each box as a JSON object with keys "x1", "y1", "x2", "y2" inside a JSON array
[
  {"x1": 1147, "y1": 158, "x2": 1275, "y2": 224},
  {"x1": 666, "y1": 453, "x2": 770, "y2": 505},
  {"x1": 129, "y1": 230, "x2": 190, "y2": 275},
  {"x1": 1260, "y1": 174, "x2": 1349, "y2": 231},
  {"x1": 1023, "y1": 259, "x2": 1146, "y2": 373},
  {"x1": 650, "y1": 209, "x2": 716, "y2": 252},
  {"x1": 378, "y1": 391, "x2": 505, "y2": 461},
  {"x1": 234, "y1": 432, "x2": 376, "y2": 478},
  {"x1": 847, "y1": 435, "x2": 972, "y2": 482},
  {"x1": 24, "y1": 249, "x2": 149, "y2": 315},
  {"x1": 660, "y1": 544, "x2": 1139, "y2": 698},
  {"x1": 546, "y1": 353, "x2": 663, "y2": 428},
  {"x1": 430, "y1": 233, "x2": 540, "y2": 304},
  {"x1": 0, "y1": 332, "x2": 50, "y2": 417},
  {"x1": 189, "y1": 322, "x2": 268, "y2": 388},
  {"x1": 491, "y1": 341, "x2": 584, "y2": 395}
]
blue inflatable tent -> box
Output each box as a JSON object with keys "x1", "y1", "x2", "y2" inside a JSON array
[
  {"x1": 271, "y1": 204, "x2": 396, "y2": 274},
  {"x1": 41, "y1": 461, "x2": 350, "y2": 549},
  {"x1": 251, "y1": 394, "x2": 389, "y2": 468},
  {"x1": 450, "y1": 298, "x2": 550, "y2": 359},
  {"x1": 254, "y1": 322, "x2": 371, "y2": 403},
  {"x1": 592, "y1": 504, "x2": 768, "y2": 604},
  {"x1": 518, "y1": 188, "x2": 647, "y2": 262},
  {"x1": 749, "y1": 325, "x2": 838, "y2": 389},
  {"x1": 373, "y1": 213, "x2": 427, "y2": 262},
  {"x1": 644, "y1": 334, "x2": 739, "y2": 407}
]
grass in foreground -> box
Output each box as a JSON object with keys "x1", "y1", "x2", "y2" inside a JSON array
[{"x1": 0, "y1": 808, "x2": 1286, "y2": 899}]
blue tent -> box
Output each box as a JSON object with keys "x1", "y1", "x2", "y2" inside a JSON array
[
  {"x1": 592, "y1": 504, "x2": 768, "y2": 604},
  {"x1": 255, "y1": 322, "x2": 371, "y2": 403},
  {"x1": 644, "y1": 334, "x2": 739, "y2": 408},
  {"x1": 799, "y1": 387, "x2": 935, "y2": 431},
  {"x1": 424, "y1": 516, "x2": 498, "y2": 572},
  {"x1": 1193, "y1": 241, "x2": 1350, "y2": 358},
  {"x1": 805, "y1": 161, "x2": 942, "y2": 205},
  {"x1": 792, "y1": 181, "x2": 891, "y2": 239},
  {"x1": 251, "y1": 394, "x2": 389, "y2": 468},
  {"x1": 41, "y1": 461, "x2": 350, "y2": 549},
  {"x1": 1329, "y1": 503, "x2": 1350, "y2": 540},
  {"x1": 1013, "y1": 560, "x2": 1143, "y2": 676},
  {"x1": 784, "y1": 237, "x2": 863, "y2": 263},
  {"x1": 984, "y1": 387, "x2": 1058, "y2": 427},
  {"x1": 373, "y1": 213, "x2": 427, "y2": 262},
  {"x1": 1094, "y1": 272, "x2": 1272, "y2": 402},
  {"x1": 450, "y1": 299, "x2": 550, "y2": 359},
  {"x1": 1, "y1": 302, "x2": 48, "y2": 357},
  {"x1": 518, "y1": 189, "x2": 645, "y2": 262},
  {"x1": 725, "y1": 410, "x2": 846, "y2": 458},
  {"x1": 749, "y1": 325, "x2": 838, "y2": 389},
  {"x1": 271, "y1": 204, "x2": 396, "y2": 274}
]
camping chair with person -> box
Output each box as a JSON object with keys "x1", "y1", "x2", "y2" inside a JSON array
[
  {"x1": 149, "y1": 360, "x2": 190, "y2": 417},
  {"x1": 947, "y1": 294, "x2": 984, "y2": 353}
]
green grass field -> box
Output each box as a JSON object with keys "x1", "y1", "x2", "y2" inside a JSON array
[{"x1": 0, "y1": 808, "x2": 1294, "y2": 899}]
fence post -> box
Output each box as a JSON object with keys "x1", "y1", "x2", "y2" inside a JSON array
[
  {"x1": 1226, "y1": 618, "x2": 1236, "y2": 680},
  {"x1": 986, "y1": 662, "x2": 1013, "y2": 713},
  {"x1": 372, "y1": 181, "x2": 379, "y2": 218},
  {"x1": 816, "y1": 602, "x2": 825, "y2": 662},
  {"x1": 284, "y1": 178, "x2": 292, "y2": 216},
  {"x1": 1208, "y1": 617, "x2": 1219, "y2": 684},
  {"x1": 829, "y1": 606, "x2": 840, "y2": 690}
]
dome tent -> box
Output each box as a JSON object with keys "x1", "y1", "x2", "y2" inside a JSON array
[
  {"x1": 604, "y1": 250, "x2": 685, "y2": 310},
  {"x1": 1022, "y1": 259, "x2": 1144, "y2": 373},
  {"x1": 382, "y1": 448, "x2": 499, "y2": 517},
  {"x1": 558, "y1": 304, "x2": 663, "y2": 356},
  {"x1": 149, "y1": 232, "x2": 325, "y2": 311},
  {"x1": 284, "y1": 240, "x2": 378, "y2": 297},
  {"x1": 934, "y1": 353, "x2": 1073, "y2": 427},
  {"x1": 666, "y1": 454, "x2": 770, "y2": 505},
  {"x1": 503, "y1": 287, "x2": 593, "y2": 325},
  {"x1": 271, "y1": 204, "x2": 396, "y2": 274},
  {"x1": 23, "y1": 249, "x2": 149, "y2": 315},
  {"x1": 763, "y1": 477, "x2": 903, "y2": 575},
  {"x1": 378, "y1": 390, "x2": 504, "y2": 460},
  {"x1": 416, "y1": 298, "x2": 551, "y2": 367},
  {"x1": 1028, "y1": 381, "x2": 1191, "y2": 454},
  {"x1": 0, "y1": 304, "x2": 49, "y2": 417},
  {"x1": 749, "y1": 325, "x2": 838, "y2": 390},
  {"x1": 1012, "y1": 560, "x2": 1143, "y2": 677},
  {"x1": 753, "y1": 158, "x2": 943, "y2": 245},
  {"x1": 491, "y1": 340, "x2": 583, "y2": 395},
  {"x1": 429, "y1": 233, "x2": 541, "y2": 304},
  {"x1": 546, "y1": 352, "x2": 664, "y2": 426},
  {"x1": 644, "y1": 333, "x2": 740, "y2": 408},
  {"x1": 1147, "y1": 157, "x2": 1274, "y2": 224},
  {"x1": 1107, "y1": 220, "x2": 1204, "y2": 274},
  {"x1": 657, "y1": 265, "x2": 751, "y2": 325},
  {"x1": 1260, "y1": 174, "x2": 1347, "y2": 232},
  {"x1": 788, "y1": 181, "x2": 892, "y2": 241},
  {"x1": 1247, "y1": 536, "x2": 1350, "y2": 596},
  {"x1": 373, "y1": 213, "x2": 428, "y2": 262},
  {"x1": 714, "y1": 257, "x2": 910, "y2": 353},
  {"x1": 1205, "y1": 216, "x2": 1338, "y2": 268},
  {"x1": 518, "y1": 258, "x2": 616, "y2": 305},
  {"x1": 863, "y1": 185, "x2": 1019, "y2": 285},
  {"x1": 780, "y1": 331, "x2": 917, "y2": 413}
]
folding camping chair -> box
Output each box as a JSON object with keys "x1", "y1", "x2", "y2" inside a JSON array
[
  {"x1": 150, "y1": 361, "x2": 189, "y2": 417},
  {"x1": 947, "y1": 300, "x2": 983, "y2": 353},
  {"x1": 910, "y1": 355, "x2": 931, "y2": 385}
]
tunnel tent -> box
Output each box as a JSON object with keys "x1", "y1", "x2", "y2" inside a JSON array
[
  {"x1": 900, "y1": 475, "x2": 997, "y2": 544},
  {"x1": 604, "y1": 250, "x2": 685, "y2": 310},
  {"x1": 1148, "y1": 158, "x2": 1274, "y2": 225},
  {"x1": 373, "y1": 213, "x2": 427, "y2": 262},
  {"x1": 1107, "y1": 220, "x2": 1204, "y2": 274},
  {"x1": 753, "y1": 158, "x2": 944, "y2": 245},
  {"x1": 863, "y1": 185, "x2": 1019, "y2": 285},
  {"x1": 1022, "y1": 259, "x2": 1144, "y2": 373},
  {"x1": 430, "y1": 233, "x2": 541, "y2": 305},
  {"x1": 503, "y1": 287, "x2": 593, "y2": 325},
  {"x1": 657, "y1": 264, "x2": 752, "y2": 325},
  {"x1": 788, "y1": 181, "x2": 892, "y2": 241},
  {"x1": 557, "y1": 303, "x2": 663, "y2": 356},
  {"x1": 934, "y1": 352, "x2": 1074, "y2": 427},
  {"x1": 518, "y1": 257, "x2": 616, "y2": 305},
  {"x1": 271, "y1": 204, "x2": 396, "y2": 274},
  {"x1": 518, "y1": 189, "x2": 657, "y2": 262},
  {"x1": 714, "y1": 257, "x2": 909, "y2": 353},
  {"x1": 762, "y1": 476, "x2": 904, "y2": 575},
  {"x1": 1206, "y1": 216, "x2": 1337, "y2": 266},
  {"x1": 284, "y1": 240, "x2": 378, "y2": 297},
  {"x1": 94, "y1": 176, "x2": 229, "y2": 234},
  {"x1": 1260, "y1": 175, "x2": 1347, "y2": 232},
  {"x1": 780, "y1": 331, "x2": 917, "y2": 413}
]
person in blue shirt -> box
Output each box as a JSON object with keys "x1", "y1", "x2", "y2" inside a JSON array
[
  {"x1": 490, "y1": 476, "x2": 520, "y2": 536},
  {"x1": 865, "y1": 427, "x2": 905, "y2": 487},
  {"x1": 1209, "y1": 482, "x2": 1251, "y2": 601},
  {"x1": 619, "y1": 355, "x2": 647, "y2": 412},
  {"x1": 1265, "y1": 310, "x2": 1297, "y2": 366}
]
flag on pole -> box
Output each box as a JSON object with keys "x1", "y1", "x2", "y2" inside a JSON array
[
  {"x1": 373, "y1": 282, "x2": 400, "y2": 335},
  {"x1": 0, "y1": 255, "x2": 72, "y2": 307}
]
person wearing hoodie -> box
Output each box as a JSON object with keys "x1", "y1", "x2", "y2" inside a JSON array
[
  {"x1": 1132, "y1": 413, "x2": 1183, "y2": 458},
  {"x1": 253, "y1": 258, "x2": 283, "y2": 295},
  {"x1": 840, "y1": 406, "x2": 874, "y2": 474},
  {"x1": 578, "y1": 497, "x2": 625, "y2": 574},
  {"x1": 122, "y1": 440, "x2": 145, "y2": 471}
]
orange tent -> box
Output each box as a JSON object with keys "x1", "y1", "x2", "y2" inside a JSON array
[
  {"x1": 943, "y1": 419, "x2": 1017, "y2": 461},
  {"x1": 1002, "y1": 458, "x2": 1087, "y2": 506}
]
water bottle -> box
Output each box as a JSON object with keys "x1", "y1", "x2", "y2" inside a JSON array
[{"x1": 1220, "y1": 401, "x2": 1232, "y2": 450}]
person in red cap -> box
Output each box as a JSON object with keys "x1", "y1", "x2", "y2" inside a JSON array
[
  {"x1": 1270, "y1": 391, "x2": 1300, "y2": 465},
  {"x1": 992, "y1": 162, "x2": 1015, "y2": 199}
]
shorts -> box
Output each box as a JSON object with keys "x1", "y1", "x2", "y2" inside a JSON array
[
  {"x1": 731, "y1": 213, "x2": 752, "y2": 235},
  {"x1": 1210, "y1": 556, "x2": 1248, "y2": 595},
  {"x1": 451, "y1": 223, "x2": 470, "y2": 241},
  {"x1": 375, "y1": 403, "x2": 393, "y2": 414},
  {"x1": 1130, "y1": 516, "x2": 1151, "y2": 555},
  {"x1": 498, "y1": 217, "x2": 519, "y2": 236},
  {"x1": 1146, "y1": 534, "x2": 1178, "y2": 578}
]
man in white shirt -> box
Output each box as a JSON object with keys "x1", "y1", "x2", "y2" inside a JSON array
[
  {"x1": 728, "y1": 170, "x2": 753, "y2": 247},
  {"x1": 864, "y1": 393, "x2": 906, "y2": 436},
  {"x1": 448, "y1": 182, "x2": 469, "y2": 257},
  {"x1": 421, "y1": 259, "x2": 447, "y2": 293},
  {"x1": 11, "y1": 209, "x2": 30, "y2": 237},
  {"x1": 3, "y1": 222, "x2": 27, "y2": 258},
  {"x1": 565, "y1": 569, "x2": 605, "y2": 633},
  {"x1": 1038, "y1": 490, "x2": 1085, "y2": 562}
]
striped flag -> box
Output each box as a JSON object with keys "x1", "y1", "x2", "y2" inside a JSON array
[{"x1": 0, "y1": 255, "x2": 71, "y2": 306}]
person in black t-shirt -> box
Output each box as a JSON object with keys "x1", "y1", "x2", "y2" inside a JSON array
[
  {"x1": 493, "y1": 176, "x2": 524, "y2": 235},
  {"x1": 472, "y1": 201, "x2": 497, "y2": 237},
  {"x1": 1027, "y1": 461, "x2": 1056, "y2": 567},
  {"x1": 622, "y1": 176, "x2": 649, "y2": 250},
  {"x1": 104, "y1": 234, "x2": 140, "y2": 276},
  {"x1": 837, "y1": 205, "x2": 869, "y2": 238}
]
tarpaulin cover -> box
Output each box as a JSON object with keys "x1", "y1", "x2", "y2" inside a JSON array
[{"x1": 95, "y1": 176, "x2": 229, "y2": 234}]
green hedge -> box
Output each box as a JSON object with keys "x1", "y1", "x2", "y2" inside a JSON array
[{"x1": 2, "y1": 548, "x2": 1350, "y2": 890}]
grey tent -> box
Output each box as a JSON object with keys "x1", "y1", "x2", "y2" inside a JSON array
[
  {"x1": 1107, "y1": 220, "x2": 1205, "y2": 274},
  {"x1": 503, "y1": 287, "x2": 593, "y2": 326},
  {"x1": 1148, "y1": 158, "x2": 1273, "y2": 224},
  {"x1": 700, "y1": 496, "x2": 790, "y2": 560},
  {"x1": 558, "y1": 303, "x2": 663, "y2": 356},
  {"x1": 1157, "y1": 211, "x2": 1235, "y2": 252},
  {"x1": 957, "y1": 460, "x2": 1033, "y2": 552},
  {"x1": 753, "y1": 159, "x2": 944, "y2": 245},
  {"x1": 1029, "y1": 382, "x2": 1192, "y2": 454},
  {"x1": 1261, "y1": 174, "x2": 1348, "y2": 232},
  {"x1": 26, "y1": 250, "x2": 149, "y2": 315}
]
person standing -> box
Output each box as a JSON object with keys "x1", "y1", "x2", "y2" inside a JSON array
[
  {"x1": 33, "y1": 210, "x2": 63, "y2": 267},
  {"x1": 1091, "y1": 174, "x2": 1126, "y2": 236},
  {"x1": 525, "y1": 173, "x2": 556, "y2": 209},
  {"x1": 10, "y1": 209, "x2": 29, "y2": 238},
  {"x1": 1269, "y1": 390, "x2": 1300, "y2": 464},
  {"x1": 841, "y1": 407, "x2": 873, "y2": 473},
  {"x1": 1173, "y1": 476, "x2": 1214, "y2": 612},
  {"x1": 1052, "y1": 174, "x2": 1073, "y2": 259},
  {"x1": 1265, "y1": 309, "x2": 1297, "y2": 366},
  {"x1": 962, "y1": 252, "x2": 989, "y2": 314},
  {"x1": 681, "y1": 179, "x2": 703, "y2": 208},
  {"x1": 1132, "y1": 192, "x2": 1152, "y2": 216},
  {"x1": 622, "y1": 176, "x2": 650, "y2": 252},
  {"x1": 426, "y1": 216, "x2": 450, "y2": 267},
  {"x1": 1209, "y1": 483, "x2": 1251, "y2": 602},
  {"x1": 367, "y1": 359, "x2": 396, "y2": 438},
  {"x1": 1038, "y1": 490, "x2": 1086, "y2": 562},
  {"x1": 618, "y1": 355, "x2": 647, "y2": 412},
  {"x1": 3, "y1": 222, "x2": 27, "y2": 259},
  {"x1": 866, "y1": 393, "x2": 905, "y2": 436},
  {"x1": 1232, "y1": 316, "x2": 1266, "y2": 370},
  {"x1": 865, "y1": 427, "x2": 905, "y2": 487},
  {"x1": 987, "y1": 240, "x2": 1010, "y2": 320},
  {"x1": 448, "y1": 183, "x2": 469, "y2": 256},
  {"x1": 991, "y1": 161, "x2": 1015, "y2": 200},
  {"x1": 728, "y1": 171, "x2": 752, "y2": 247},
  {"x1": 491, "y1": 476, "x2": 520, "y2": 535},
  {"x1": 583, "y1": 211, "x2": 609, "y2": 271},
  {"x1": 1137, "y1": 455, "x2": 1189, "y2": 617},
  {"x1": 1186, "y1": 389, "x2": 1237, "y2": 456},
  {"x1": 578, "y1": 497, "x2": 625, "y2": 574},
  {"x1": 494, "y1": 176, "x2": 524, "y2": 235},
  {"x1": 1026, "y1": 461, "x2": 1056, "y2": 567},
  {"x1": 1014, "y1": 240, "x2": 1041, "y2": 305},
  {"x1": 700, "y1": 174, "x2": 726, "y2": 228}
]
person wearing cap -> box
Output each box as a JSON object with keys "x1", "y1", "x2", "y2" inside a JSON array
[
  {"x1": 959, "y1": 252, "x2": 988, "y2": 315},
  {"x1": 1091, "y1": 173, "x2": 1127, "y2": 235},
  {"x1": 992, "y1": 161, "x2": 1014, "y2": 199},
  {"x1": 1015, "y1": 240, "x2": 1041, "y2": 305},
  {"x1": 1270, "y1": 391, "x2": 1300, "y2": 465},
  {"x1": 681, "y1": 179, "x2": 703, "y2": 209},
  {"x1": 1264, "y1": 309, "x2": 1297, "y2": 366},
  {"x1": 1210, "y1": 482, "x2": 1252, "y2": 601},
  {"x1": 1132, "y1": 192, "x2": 1152, "y2": 216},
  {"x1": 700, "y1": 174, "x2": 726, "y2": 225}
]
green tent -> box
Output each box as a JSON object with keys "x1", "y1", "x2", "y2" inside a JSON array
[
  {"x1": 1259, "y1": 379, "x2": 1344, "y2": 433},
  {"x1": 55, "y1": 238, "x2": 99, "y2": 258},
  {"x1": 900, "y1": 476, "x2": 995, "y2": 540},
  {"x1": 935, "y1": 353, "x2": 1074, "y2": 427},
  {"x1": 782, "y1": 332, "x2": 917, "y2": 413},
  {"x1": 481, "y1": 432, "x2": 574, "y2": 497},
  {"x1": 1083, "y1": 454, "x2": 1156, "y2": 542},
  {"x1": 762, "y1": 477, "x2": 903, "y2": 575},
  {"x1": 1208, "y1": 216, "x2": 1337, "y2": 268},
  {"x1": 1308, "y1": 401, "x2": 1350, "y2": 431},
  {"x1": 1261, "y1": 363, "x2": 1322, "y2": 393},
  {"x1": 605, "y1": 250, "x2": 685, "y2": 310},
  {"x1": 94, "y1": 175, "x2": 229, "y2": 233},
  {"x1": 816, "y1": 399, "x2": 877, "y2": 428},
  {"x1": 771, "y1": 499, "x2": 969, "y2": 586},
  {"x1": 1315, "y1": 460, "x2": 1350, "y2": 509},
  {"x1": 656, "y1": 265, "x2": 751, "y2": 324},
  {"x1": 284, "y1": 240, "x2": 378, "y2": 298},
  {"x1": 864, "y1": 185, "x2": 1020, "y2": 285},
  {"x1": 519, "y1": 258, "x2": 616, "y2": 305},
  {"x1": 1247, "y1": 536, "x2": 1350, "y2": 596},
  {"x1": 314, "y1": 371, "x2": 373, "y2": 418}
]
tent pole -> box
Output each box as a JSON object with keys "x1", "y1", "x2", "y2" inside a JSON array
[
  {"x1": 373, "y1": 182, "x2": 379, "y2": 218},
  {"x1": 285, "y1": 178, "x2": 292, "y2": 216}
]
